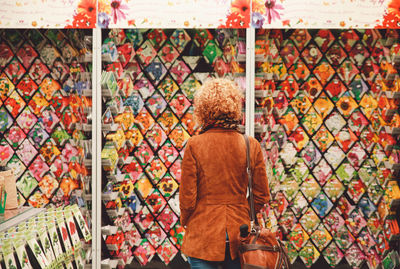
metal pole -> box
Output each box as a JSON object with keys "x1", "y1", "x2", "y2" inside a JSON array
[
  {"x1": 245, "y1": 28, "x2": 255, "y2": 137},
  {"x1": 92, "y1": 27, "x2": 102, "y2": 269}
]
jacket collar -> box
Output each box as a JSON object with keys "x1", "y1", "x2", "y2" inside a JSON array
[{"x1": 203, "y1": 127, "x2": 240, "y2": 133}]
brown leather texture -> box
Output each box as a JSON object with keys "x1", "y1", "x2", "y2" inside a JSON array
[
  {"x1": 239, "y1": 228, "x2": 290, "y2": 269},
  {"x1": 179, "y1": 128, "x2": 270, "y2": 261}
]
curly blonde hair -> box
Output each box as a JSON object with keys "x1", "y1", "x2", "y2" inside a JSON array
[{"x1": 193, "y1": 78, "x2": 243, "y2": 127}]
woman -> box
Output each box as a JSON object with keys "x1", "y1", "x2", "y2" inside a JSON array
[{"x1": 180, "y1": 78, "x2": 270, "y2": 269}]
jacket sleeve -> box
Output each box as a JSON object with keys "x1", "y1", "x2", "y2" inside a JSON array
[
  {"x1": 179, "y1": 139, "x2": 198, "y2": 227},
  {"x1": 252, "y1": 139, "x2": 270, "y2": 213}
]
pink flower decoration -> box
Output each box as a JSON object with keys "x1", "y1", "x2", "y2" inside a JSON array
[
  {"x1": 110, "y1": 0, "x2": 128, "y2": 24},
  {"x1": 264, "y1": 0, "x2": 284, "y2": 24}
]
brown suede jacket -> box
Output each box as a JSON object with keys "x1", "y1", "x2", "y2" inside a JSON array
[{"x1": 179, "y1": 128, "x2": 270, "y2": 261}]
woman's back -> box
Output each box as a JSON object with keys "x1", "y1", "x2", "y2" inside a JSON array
[{"x1": 180, "y1": 128, "x2": 269, "y2": 262}]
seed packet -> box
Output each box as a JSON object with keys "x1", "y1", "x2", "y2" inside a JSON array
[
  {"x1": 146, "y1": 222, "x2": 167, "y2": 248},
  {"x1": 299, "y1": 207, "x2": 320, "y2": 234},
  {"x1": 157, "y1": 173, "x2": 178, "y2": 199},
  {"x1": 4, "y1": 57, "x2": 25, "y2": 84},
  {"x1": 170, "y1": 29, "x2": 190, "y2": 53},
  {"x1": 156, "y1": 238, "x2": 178, "y2": 265},
  {"x1": 38, "y1": 174, "x2": 59, "y2": 198},
  {"x1": 322, "y1": 242, "x2": 343, "y2": 267},
  {"x1": 135, "y1": 107, "x2": 155, "y2": 134},
  {"x1": 3, "y1": 240, "x2": 19, "y2": 269},
  {"x1": 291, "y1": 192, "x2": 308, "y2": 218},
  {"x1": 169, "y1": 158, "x2": 182, "y2": 183},
  {"x1": 300, "y1": 176, "x2": 321, "y2": 203},
  {"x1": 101, "y1": 39, "x2": 118, "y2": 62},
  {"x1": 310, "y1": 224, "x2": 332, "y2": 251},
  {"x1": 346, "y1": 209, "x2": 367, "y2": 236},
  {"x1": 357, "y1": 228, "x2": 376, "y2": 253},
  {"x1": 300, "y1": 142, "x2": 321, "y2": 169},
  {"x1": 169, "y1": 124, "x2": 190, "y2": 151},
  {"x1": 28, "y1": 155, "x2": 49, "y2": 181},
  {"x1": 157, "y1": 205, "x2": 178, "y2": 232},
  {"x1": 181, "y1": 108, "x2": 196, "y2": 135},
  {"x1": 0, "y1": 42, "x2": 13, "y2": 68},
  {"x1": 145, "y1": 189, "x2": 167, "y2": 215},
  {"x1": 170, "y1": 222, "x2": 185, "y2": 248},
  {"x1": 13, "y1": 238, "x2": 34, "y2": 269},
  {"x1": 312, "y1": 159, "x2": 332, "y2": 186},
  {"x1": 145, "y1": 93, "x2": 167, "y2": 119},
  {"x1": 134, "y1": 206, "x2": 154, "y2": 232},
  {"x1": 145, "y1": 158, "x2": 167, "y2": 185},
  {"x1": 16, "y1": 170, "x2": 38, "y2": 198},
  {"x1": 28, "y1": 58, "x2": 50, "y2": 85},
  {"x1": 157, "y1": 109, "x2": 178, "y2": 136},
  {"x1": 133, "y1": 239, "x2": 156, "y2": 266},
  {"x1": 347, "y1": 179, "x2": 366, "y2": 204},
  {"x1": 158, "y1": 41, "x2": 179, "y2": 69},
  {"x1": 287, "y1": 223, "x2": 309, "y2": 251},
  {"x1": 301, "y1": 43, "x2": 322, "y2": 68},
  {"x1": 323, "y1": 209, "x2": 345, "y2": 234},
  {"x1": 325, "y1": 144, "x2": 345, "y2": 170},
  {"x1": 334, "y1": 225, "x2": 355, "y2": 250},
  {"x1": 298, "y1": 240, "x2": 320, "y2": 267},
  {"x1": 5, "y1": 125, "x2": 26, "y2": 149},
  {"x1": 134, "y1": 140, "x2": 154, "y2": 167},
  {"x1": 281, "y1": 40, "x2": 299, "y2": 68},
  {"x1": 158, "y1": 75, "x2": 179, "y2": 102},
  {"x1": 135, "y1": 176, "x2": 153, "y2": 200},
  {"x1": 170, "y1": 93, "x2": 190, "y2": 118},
  {"x1": 345, "y1": 243, "x2": 365, "y2": 267},
  {"x1": 301, "y1": 107, "x2": 323, "y2": 135},
  {"x1": 136, "y1": 40, "x2": 157, "y2": 66},
  {"x1": 323, "y1": 176, "x2": 345, "y2": 203}
]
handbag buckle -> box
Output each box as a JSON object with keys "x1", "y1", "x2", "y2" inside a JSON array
[{"x1": 250, "y1": 221, "x2": 256, "y2": 233}]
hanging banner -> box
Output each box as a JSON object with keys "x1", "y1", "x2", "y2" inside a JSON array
[
  {"x1": 0, "y1": 1, "x2": 399, "y2": 31},
  {"x1": 251, "y1": 0, "x2": 398, "y2": 28},
  {"x1": 0, "y1": 0, "x2": 96, "y2": 28},
  {"x1": 97, "y1": 0, "x2": 250, "y2": 28}
]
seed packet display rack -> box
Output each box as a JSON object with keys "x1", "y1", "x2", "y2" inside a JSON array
[
  {"x1": 0, "y1": 206, "x2": 92, "y2": 269},
  {"x1": 1, "y1": 27, "x2": 400, "y2": 269},
  {"x1": 0, "y1": 29, "x2": 94, "y2": 268},
  {"x1": 253, "y1": 29, "x2": 400, "y2": 268},
  {"x1": 99, "y1": 28, "x2": 247, "y2": 268}
]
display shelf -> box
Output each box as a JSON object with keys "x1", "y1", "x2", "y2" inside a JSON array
[
  {"x1": 255, "y1": 124, "x2": 268, "y2": 134},
  {"x1": 384, "y1": 91, "x2": 400, "y2": 99},
  {"x1": 385, "y1": 161, "x2": 400, "y2": 171},
  {"x1": 384, "y1": 109, "x2": 397, "y2": 117},
  {"x1": 83, "y1": 159, "x2": 92, "y2": 166},
  {"x1": 101, "y1": 258, "x2": 119, "y2": 269},
  {"x1": 102, "y1": 123, "x2": 119, "y2": 132},
  {"x1": 101, "y1": 226, "x2": 118, "y2": 235},
  {"x1": 385, "y1": 144, "x2": 397, "y2": 151},
  {"x1": 390, "y1": 199, "x2": 400, "y2": 210},
  {"x1": 255, "y1": 72, "x2": 275, "y2": 80},
  {"x1": 102, "y1": 192, "x2": 119, "y2": 201},
  {"x1": 83, "y1": 124, "x2": 92, "y2": 132},
  {"x1": 255, "y1": 90, "x2": 268, "y2": 98},
  {"x1": 236, "y1": 54, "x2": 246, "y2": 62},
  {"x1": 384, "y1": 126, "x2": 400, "y2": 135},
  {"x1": 106, "y1": 207, "x2": 125, "y2": 218},
  {"x1": 0, "y1": 207, "x2": 44, "y2": 232},
  {"x1": 82, "y1": 89, "x2": 93, "y2": 96}
]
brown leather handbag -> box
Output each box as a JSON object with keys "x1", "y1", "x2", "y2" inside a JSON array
[{"x1": 238, "y1": 135, "x2": 290, "y2": 269}]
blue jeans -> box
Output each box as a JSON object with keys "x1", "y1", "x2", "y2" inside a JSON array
[{"x1": 187, "y1": 234, "x2": 241, "y2": 269}]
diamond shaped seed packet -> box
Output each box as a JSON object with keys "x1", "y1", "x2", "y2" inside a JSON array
[
  {"x1": 157, "y1": 239, "x2": 178, "y2": 265},
  {"x1": 133, "y1": 239, "x2": 156, "y2": 266}
]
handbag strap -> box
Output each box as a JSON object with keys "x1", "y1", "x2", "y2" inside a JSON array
[{"x1": 243, "y1": 134, "x2": 256, "y2": 227}]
